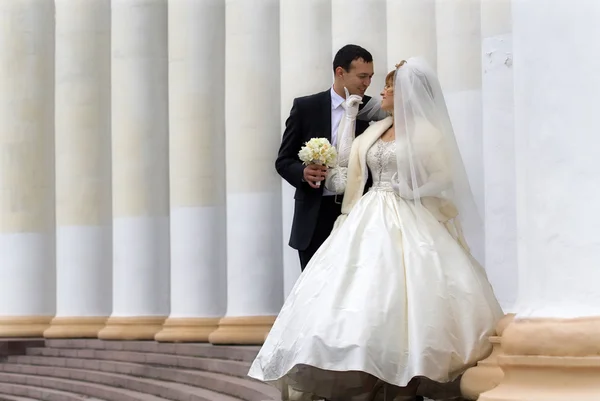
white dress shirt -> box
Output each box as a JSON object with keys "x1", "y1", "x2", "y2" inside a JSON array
[
  {"x1": 324, "y1": 87, "x2": 345, "y2": 196},
  {"x1": 330, "y1": 87, "x2": 345, "y2": 148}
]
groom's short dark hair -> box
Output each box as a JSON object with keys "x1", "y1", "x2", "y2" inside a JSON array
[{"x1": 333, "y1": 44, "x2": 373, "y2": 72}]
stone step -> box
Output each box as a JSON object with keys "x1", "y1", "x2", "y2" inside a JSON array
[
  {"x1": 0, "y1": 372, "x2": 168, "y2": 401},
  {"x1": 0, "y1": 381, "x2": 105, "y2": 401},
  {"x1": 0, "y1": 393, "x2": 38, "y2": 401},
  {"x1": 26, "y1": 346, "x2": 251, "y2": 378},
  {"x1": 4, "y1": 355, "x2": 278, "y2": 401},
  {"x1": 0, "y1": 363, "x2": 245, "y2": 401},
  {"x1": 45, "y1": 339, "x2": 260, "y2": 363},
  {"x1": 0, "y1": 340, "x2": 45, "y2": 358}
]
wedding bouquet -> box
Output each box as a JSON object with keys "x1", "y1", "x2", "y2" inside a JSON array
[{"x1": 298, "y1": 138, "x2": 337, "y2": 187}]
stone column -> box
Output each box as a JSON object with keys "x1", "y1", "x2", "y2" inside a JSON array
[
  {"x1": 44, "y1": 0, "x2": 112, "y2": 339},
  {"x1": 279, "y1": 0, "x2": 332, "y2": 297},
  {"x1": 386, "y1": 0, "x2": 436, "y2": 70},
  {"x1": 331, "y1": 0, "x2": 387, "y2": 96},
  {"x1": 0, "y1": 0, "x2": 55, "y2": 337},
  {"x1": 98, "y1": 0, "x2": 170, "y2": 340},
  {"x1": 461, "y1": 1, "x2": 516, "y2": 397},
  {"x1": 435, "y1": 0, "x2": 485, "y2": 262},
  {"x1": 208, "y1": 0, "x2": 283, "y2": 345},
  {"x1": 480, "y1": 1, "x2": 600, "y2": 400},
  {"x1": 477, "y1": 0, "x2": 517, "y2": 323},
  {"x1": 155, "y1": 0, "x2": 227, "y2": 343}
]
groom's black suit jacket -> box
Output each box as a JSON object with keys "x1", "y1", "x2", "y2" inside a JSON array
[{"x1": 276, "y1": 89, "x2": 373, "y2": 251}]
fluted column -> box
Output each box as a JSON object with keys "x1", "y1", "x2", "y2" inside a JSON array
[
  {"x1": 44, "y1": 0, "x2": 112, "y2": 339},
  {"x1": 436, "y1": 0, "x2": 485, "y2": 262},
  {"x1": 386, "y1": 0, "x2": 436, "y2": 70},
  {"x1": 98, "y1": 0, "x2": 170, "y2": 340},
  {"x1": 478, "y1": 0, "x2": 516, "y2": 322},
  {"x1": 480, "y1": 1, "x2": 600, "y2": 399},
  {"x1": 208, "y1": 0, "x2": 283, "y2": 345},
  {"x1": 155, "y1": 0, "x2": 227, "y2": 343},
  {"x1": 0, "y1": 0, "x2": 55, "y2": 337},
  {"x1": 331, "y1": 0, "x2": 387, "y2": 96},
  {"x1": 461, "y1": 1, "x2": 516, "y2": 397},
  {"x1": 279, "y1": 0, "x2": 332, "y2": 297}
]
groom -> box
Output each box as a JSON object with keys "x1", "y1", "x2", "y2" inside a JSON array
[{"x1": 276, "y1": 44, "x2": 387, "y2": 271}]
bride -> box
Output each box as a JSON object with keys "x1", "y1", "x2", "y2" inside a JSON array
[{"x1": 248, "y1": 58, "x2": 504, "y2": 401}]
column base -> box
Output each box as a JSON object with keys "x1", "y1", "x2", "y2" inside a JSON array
[
  {"x1": 460, "y1": 336, "x2": 503, "y2": 399},
  {"x1": 479, "y1": 355, "x2": 600, "y2": 401},
  {"x1": 154, "y1": 317, "x2": 220, "y2": 342},
  {"x1": 480, "y1": 316, "x2": 600, "y2": 400},
  {"x1": 43, "y1": 316, "x2": 108, "y2": 338},
  {"x1": 97, "y1": 316, "x2": 166, "y2": 340},
  {"x1": 0, "y1": 316, "x2": 52, "y2": 337},
  {"x1": 208, "y1": 316, "x2": 276, "y2": 345},
  {"x1": 460, "y1": 314, "x2": 515, "y2": 400}
]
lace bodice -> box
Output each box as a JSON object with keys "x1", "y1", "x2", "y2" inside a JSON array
[
  {"x1": 325, "y1": 125, "x2": 450, "y2": 198},
  {"x1": 366, "y1": 139, "x2": 397, "y2": 191}
]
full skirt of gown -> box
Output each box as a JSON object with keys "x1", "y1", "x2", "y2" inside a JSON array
[{"x1": 248, "y1": 185, "x2": 504, "y2": 400}]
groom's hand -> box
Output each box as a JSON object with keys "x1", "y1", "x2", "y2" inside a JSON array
[{"x1": 303, "y1": 164, "x2": 327, "y2": 189}]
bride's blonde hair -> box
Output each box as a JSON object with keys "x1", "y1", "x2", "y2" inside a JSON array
[{"x1": 385, "y1": 60, "x2": 407, "y2": 89}]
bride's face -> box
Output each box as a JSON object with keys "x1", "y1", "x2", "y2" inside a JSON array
[{"x1": 380, "y1": 83, "x2": 394, "y2": 112}]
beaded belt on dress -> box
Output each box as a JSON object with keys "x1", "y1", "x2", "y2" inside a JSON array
[{"x1": 368, "y1": 182, "x2": 395, "y2": 192}]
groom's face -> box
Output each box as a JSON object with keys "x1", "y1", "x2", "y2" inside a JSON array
[{"x1": 340, "y1": 58, "x2": 374, "y2": 97}]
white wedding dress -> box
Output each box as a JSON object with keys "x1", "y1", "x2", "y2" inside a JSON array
[{"x1": 248, "y1": 134, "x2": 504, "y2": 400}]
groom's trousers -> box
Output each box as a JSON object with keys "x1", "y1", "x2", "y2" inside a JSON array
[{"x1": 298, "y1": 196, "x2": 342, "y2": 271}]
